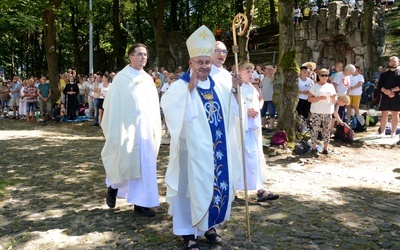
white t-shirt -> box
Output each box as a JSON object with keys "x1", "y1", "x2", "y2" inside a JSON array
[
  {"x1": 298, "y1": 77, "x2": 313, "y2": 100},
  {"x1": 309, "y1": 83, "x2": 336, "y2": 114},
  {"x1": 349, "y1": 74, "x2": 364, "y2": 95},
  {"x1": 294, "y1": 8, "x2": 301, "y2": 17},
  {"x1": 312, "y1": 5, "x2": 319, "y2": 14},
  {"x1": 333, "y1": 72, "x2": 351, "y2": 95},
  {"x1": 99, "y1": 83, "x2": 111, "y2": 99}
]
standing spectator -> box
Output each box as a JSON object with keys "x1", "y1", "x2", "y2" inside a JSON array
[
  {"x1": 378, "y1": 56, "x2": 400, "y2": 137},
  {"x1": 294, "y1": 6, "x2": 302, "y2": 26},
  {"x1": 24, "y1": 78, "x2": 38, "y2": 123},
  {"x1": 37, "y1": 76, "x2": 52, "y2": 120},
  {"x1": 92, "y1": 73, "x2": 102, "y2": 126},
  {"x1": 312, "y1": 3, "x2": 319, "y2": 14},
  {"x1": 9, "y1": 76, "x2": 22, "y2": 119},
  {"x1": 101, "y1": 43, "x2": 161, "y2": 217},
  {"x1": 98, "y1": 73, "x2": 111, "y2": 127},
  {"x1": 297, "y1": 66, "x2": 313, "y2": 119},
  {"x1": 302, "y1": 62, "x2": 317, "y2": 82},
  {"x1": 372, "y1": 66, "x2": 384, "y2": 107},
  {"x1": 332, "y1": 64, "x2": 356, "y2": 120},
  {"x1": 19, "y1": 80, "x2": 27, "y2": 119},
  {"x1": 77, "y1": 75, "x2": 88, "y2": 107},
  {"x1": 63, "y1": 75, "x2": 79, "y2": 120},
  {"x1": 0, "y1": 80, "x2": 10, "y2": 117},
  {"x1": 261, "y1": 65, "x2": 276, "y2": 133},
  {"x1": 161, "y1": 70, "x2": 170, "y2": 85},
  {"x1": 87, "y1": 75, "x2": 95, "y2": 119},
  {"x1": 160, "y1": 25, "x2": 242, "y2": 249},
  {"x1": 347, "y1": 65, "x2": 364, "y2": 117},
  {"x1": 177, "y1": 65, "x2": 185, "y2": 77},
  {"x1": 238, "y1": 61, "x2": 280, "y2": 202},
  {"x1": 59, "y1": 72, "x2": 68, "y2": 104},
  {"x1": 308, "y1": 68, "x2": 337, "y2": 154},
  {"x1": 303, "y1": 5, "x2": 311, "y2": 20}
]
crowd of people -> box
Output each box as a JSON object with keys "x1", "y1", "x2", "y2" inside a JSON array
[{"x1": 293, "y1": 0, "x2": 395, "y2": 27}]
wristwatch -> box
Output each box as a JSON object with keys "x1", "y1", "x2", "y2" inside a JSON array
[{"x1": 231, "y1": 87, "x2": 238, "y2": 94}]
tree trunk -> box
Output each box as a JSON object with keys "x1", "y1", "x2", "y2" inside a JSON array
[
  {"x1": 70, "y1": 4, "x2": 82, "y2": 73},
  {"x1": 275, "y1": 0, "x2": 299, "y2": 141},
  {"x1": 363, "y1": 0, "x2": 377, "y2": 79},
  {"x1": 42, "y1": 0, "x2": 63, "y2": 105},
  {"x1": 269, "y1": 0, "x2": 277, "y2": 24},
  {"x1": 112, "y1": 0, "x2": 127, "y2": 71},
  {"x1": 146, "y1": 0, "x2": 168, "y2": 68},
  {"x1": 238, "y1": 0, "x2": 254, "y2": 62},
  {"x1": 136, "y1": 0, "x2": 145, "y2": 43}
]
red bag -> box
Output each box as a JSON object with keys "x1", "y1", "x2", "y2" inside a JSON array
[{"x1": 271, "y1": 131, "x2": 287, "y2": 147}]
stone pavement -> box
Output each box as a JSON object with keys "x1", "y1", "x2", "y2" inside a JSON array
[{"x1": 0, "y1": 122, "x2": 399, "y2": 249}]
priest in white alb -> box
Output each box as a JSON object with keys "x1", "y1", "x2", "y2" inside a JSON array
[
  {"x1": 160, "y1": 25, "x2": 242, "y2": 249},
  {"x1": 101, "y1": 43, "x2": 161, "y2": 217}
]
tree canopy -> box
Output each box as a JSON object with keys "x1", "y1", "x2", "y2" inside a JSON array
[{"x1": 0, "y1": 0, "x2": 280, "y2": 78}]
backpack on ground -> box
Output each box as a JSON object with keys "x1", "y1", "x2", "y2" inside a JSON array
[
  {"x1": 271, "y1": 131, "x2": 287, "y2": 147},
  {"x1": 334, "y1": 123, "x2": 354, "y2": 143},
  {"x1": 350, "y1": 114, "x2": 367, "y2": 132},
  {"x1": 294, "y1": 140, "x2": 311, "y2": 155},
  {"x1": 362, "y1": 112, "x2": 378, "y2": 127}
]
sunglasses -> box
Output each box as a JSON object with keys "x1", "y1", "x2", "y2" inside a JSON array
[{"x1": 319, "y1": 74, "x2": 329, "y2": 77}]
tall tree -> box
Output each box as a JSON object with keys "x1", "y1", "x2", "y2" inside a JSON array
[
  {"x1": 269, "y1": 0, "x2": 277, "y2": 24},
  {"x1": 275, "y1": 0, "x2": 299, "y2": 141},
  {"x1": 146, "y1": 0, "x2": 168, "y2": 68},
  {"x1": 363, "y1": 0, "x2": 377, "y2": 78},
  {"x1": 42, "y1": 0, "x2": 63, "y2": 103}
]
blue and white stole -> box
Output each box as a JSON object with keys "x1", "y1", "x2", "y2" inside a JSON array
[{"x1": 181, "y1": 73, "x2": 230, "y2": 228}]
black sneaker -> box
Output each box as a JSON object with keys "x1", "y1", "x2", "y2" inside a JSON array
[
  {"x1": 134, "y1": 205, "x2": 156, "y2": 217},
  {"x1": 106, "y1": 186, "x2": 118, "y2": 208},
  {"x1": 311, "y1": 148, "x2": 318, "y2": 154},
  {"x1": 322, "y1": 149, "x2": 328, "y2": 155}
]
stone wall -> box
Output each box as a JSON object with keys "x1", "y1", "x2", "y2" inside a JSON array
[{"x1": 295, "y1": 1, "x2": 384, "y2": 77}]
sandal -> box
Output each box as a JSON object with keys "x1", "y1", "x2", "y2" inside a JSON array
[
  {"x1": 256, "y1": 190, "x2": 280, "y2": 202},
  {"x1": 204, "y1": 228, "x2": 222, "y2": 243},
  {"x1": 183, "y1": 235, "x2": 199, "y2": 250}
]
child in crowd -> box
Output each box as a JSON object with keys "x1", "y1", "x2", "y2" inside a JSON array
[
  {"x1": 237, "y1": 62, "x2": 279, "y2": 202},
  {"x1": 330, "y1": 95, "x2": 351, "y2": 134}
]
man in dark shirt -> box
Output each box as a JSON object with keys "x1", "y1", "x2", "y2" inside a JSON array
[{"x1": 377, "y1": 56, "x2": 400, "y2": 137}]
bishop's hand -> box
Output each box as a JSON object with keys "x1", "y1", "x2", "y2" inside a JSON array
[{"x1": 188, "y1": 69, "x2": 200, "y2": 92}]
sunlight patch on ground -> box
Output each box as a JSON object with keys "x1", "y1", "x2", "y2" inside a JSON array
[
  {"x1": 0, "y1": 130, "x2": 104, "y2": 141},
  {"x1": 19, "y1": 229, "x2": 115, "y2": 249}
]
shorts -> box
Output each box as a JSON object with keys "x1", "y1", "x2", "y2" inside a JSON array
[
  {"x1": 379, "y1": 93, "x2": 400, "y2": 111},
  {"x1": 26, "y1": 102, "x2": 37, "y2": 113},
  {"x1": 349, "y1": 95, "x2": 361, "y2": 107},
  {"x1": 294, "y1": 16, "x2": 300, "y2": 23},
  {"x1": 97, "y1": 98, "x2": 104, "y2": 110},
  {"x1": 10, "y1": 98, "x2": 20, "y2": 108},
  {"x1": 261, "y1": 101, "x2": 276, "y2": 118}
]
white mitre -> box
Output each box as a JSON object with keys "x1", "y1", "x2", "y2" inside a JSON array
[{"x1": 186, "y1": 25, "x2": 216, "y2": 58}]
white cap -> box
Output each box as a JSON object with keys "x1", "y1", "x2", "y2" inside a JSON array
[{"x1": 186, "y1": 25, "x2": 215, "y2": 59}]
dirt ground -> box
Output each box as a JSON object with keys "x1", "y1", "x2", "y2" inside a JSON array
[{"x1": 0, "y1": 117, "x2": 399, "y2": 249}]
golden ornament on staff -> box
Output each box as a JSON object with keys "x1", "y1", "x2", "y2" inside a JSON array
[{"x1": 231, "y1": 12, "x2": 251, "y2": 241}]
